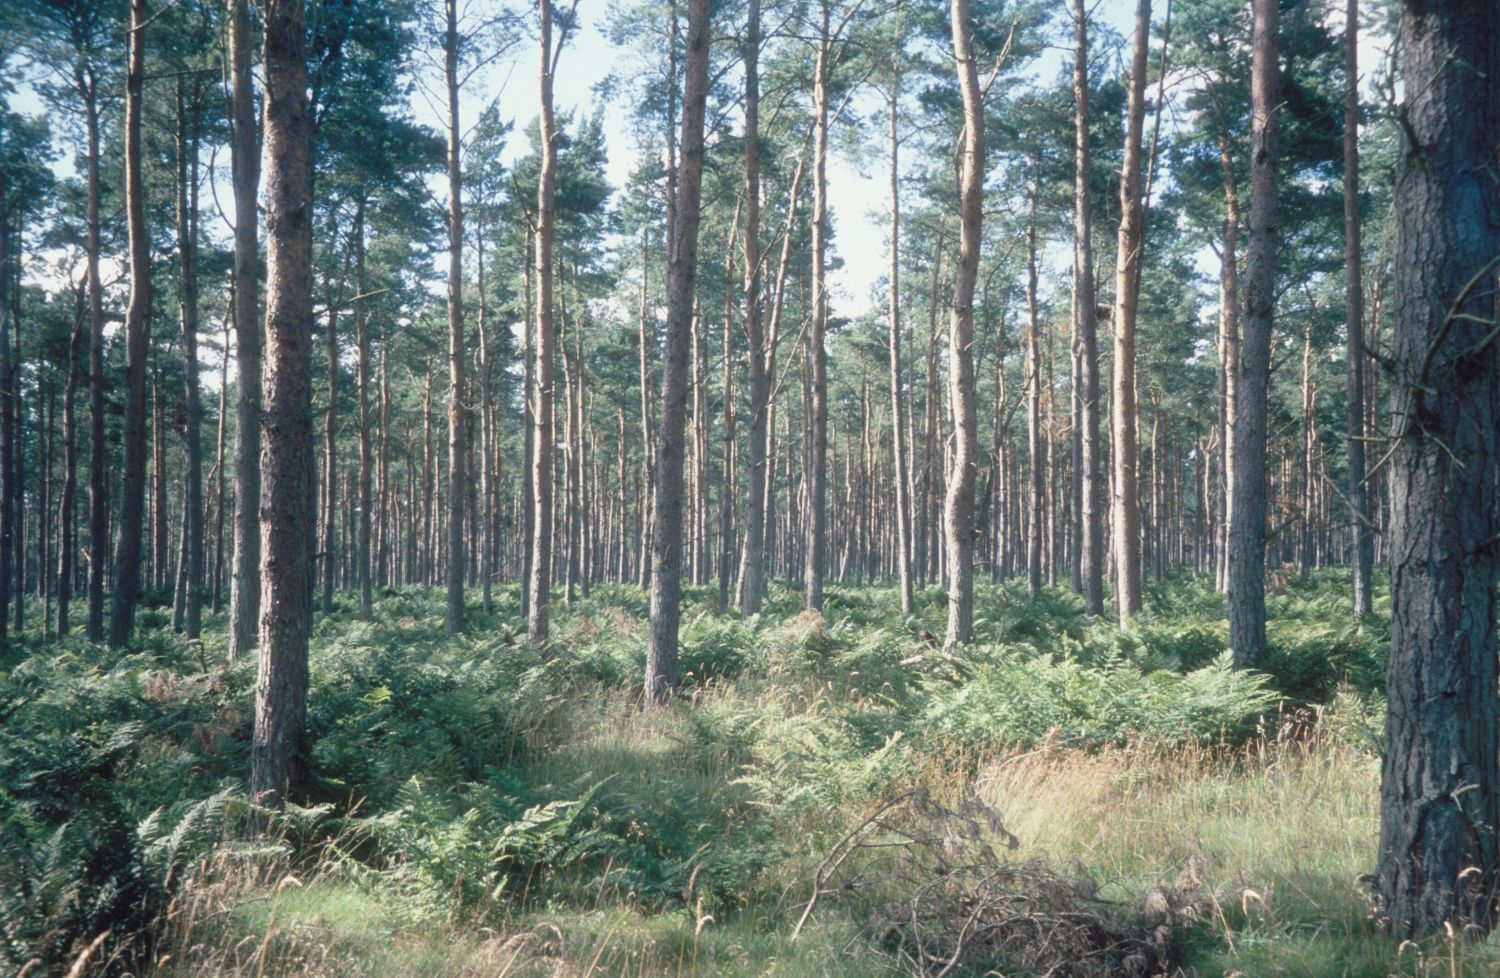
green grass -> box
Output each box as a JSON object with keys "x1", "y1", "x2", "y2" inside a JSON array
[{"x1": 8, "y1": 569, "x2": 1498, "y2": 977}]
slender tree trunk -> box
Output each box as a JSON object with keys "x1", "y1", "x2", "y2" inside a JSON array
[
  {"x1": 175, "y1": 78, "x2": 205, "y2": 638},
  {"x1": 735, "y1": 0, "x2": 767, "y2": 616},
  {"x1": 1215, "y1": 134, "x2": 1241, "y2": 594},
  {"x1": 108, "y1": 0, "x2": 153, "y2": 649},
  {"x1": 320, "y1": 277, "x2": 338, "y2": 617},
  {"x1": 0, "y1": 172, "x2": 11, "y2": 643},
  {"x1": 444, "y1": 0, "x2": 466, "y2": 636},
  {"x1": 1026, "y1": 194, "x2": 1043, "y2": 597},
  {"x1": 252, "y1": 0, "x2": 314, "y2": 815},
  {"x1": 804, "y1": 0, "x2": 831, "y2": 612},
  {"x1": 887, "y1": 61, "x2": 915, "y2": 616},
  {"x1": 1228, "y1": 0, "x2": 1279, "y2": 667},
  {"x1": 57, "y1": 304, "x2": 82, "y2": 634},
  {"x1": 943, "y1": 0, "x2": 983, "y2": 648},
  {"x1": 1072, "y1": 0, "x2": 1105, "y2": 616},
  {"x1": 528, "y1": 2, "x2": 559, "y2": 641},
  {"x1": 81, "y1": 69, "x2": 107, "y2": 643},
  {"x1": 1376, "y1": 0, "x2": 1500, "y2": 939},
  {"x1": 354, "y1": 200, "x2": 373, "y2": 618},
  {"x1": 1109, "y1": 0, "x2": 1148, "y2": 626},
  {"x1": 644, "y1": 0, "x2": 710, "y2": 706},
  {"x1": 229, "y1": 0, "x2": 261, "y2": 659},
  {"x1": 1342, "y1": 0, "x2": 1371, "y2": 618}
]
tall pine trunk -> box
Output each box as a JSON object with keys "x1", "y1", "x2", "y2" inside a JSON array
[
  {"x1": 108, "y1": 0, "x2": 153, "y2": 649},
  {"x1": 943, "y1": 0, "x2": 983, "y2": 648},
  {"x1": 735, "y1": 0, "x2": 767, "y2": 616},
  {"x1": 229, "y1": 0, "x2": 261, "y2": 659},
  {"x1": 1375, "y1": 0, "x2": 1500, "y2": 939},
  {"x1": 1072, "y1": 0, "x2": 1104, "y2": 617},
  {"x1": 443, "y1": 0, "x2": 466, "y2": 636},
  {"x1": 252, "y1": 0, "x2": 314, "y2": 814},
  {"x1": 1109, "y1": 0, "x2": 1148, "y2": 626},
  {"x1": 1342, "y1": 0, "x2": 1372, "y2": 618},
  {"x1": 1228, "y1": 0, "x2": 1278, "y2": 667},
  {"x1": 528, "y1": 3, "x2": 558, "y2": 641},
  {"x1": 644, "y1": 0, "x2": 710, "y2": 706}
]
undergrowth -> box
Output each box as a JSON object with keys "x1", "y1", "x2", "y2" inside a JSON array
[{"x1": 6, "y1": 569, "x2": 1480, "y2": 978}]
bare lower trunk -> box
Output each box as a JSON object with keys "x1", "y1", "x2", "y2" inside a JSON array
[
  {"x1": 943, "y1": 0, "x2": 983, "y2": 648},
  {"x1": 735, "y1": 0, "x2": 766, "y2": 616},
  {"x1": 108, "y1": 0, "x2": 153, "y2": 649},
  {"x1": 1072, "y1": 0, "x2": 1104, "y2": 617},
  {"x1": 1025, "y1": 196, "x2": 1043, "y2": 597},
  {"x1": 528, "y1": 2, "x2": 558, "y2": 641},
  {"x1": 1342, "y1": 0, "x2": 1372, "y2": 618},
  {"x1": 1110, "y1": 0, "x2": 1148, "y2": 626},
  {"x1": 229, "y1": 0, "x2": 261, "y2": 659},
  {"x1": 444, "y1": 0, "x2": 465, "y2": 636},
  {"x1": 1228, "y1": 0, "x2": 1278, "y2": 667},
  {"x1": 644, "y1": 0, "x2": 710, "y2": 707},
  {"x1": 887, "y1": 66, "x2": 915, "y2": 616},
  {"x1": 1376, "y1": 0, "x2": 1500, "y2": 939},
  {"x1": 252, "y1": 0, "x2": 314, "y2": 815},
  {"x1": 804, "y1": 0, "x2": 831, "y2": 613}
]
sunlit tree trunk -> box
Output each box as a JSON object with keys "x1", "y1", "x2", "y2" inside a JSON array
[
  {"x1": 108, "y1": 0, "x2": 153, "y2": 649},
  {"x1": 1228, "y1": 0, "x2": 1278, "y2": 667},
  {"x1": 1342, "y1": 0, "x2": 1371, "y2": 618},
  {"x1": 252, "y1": 0, "x2": 314, "y2": 816},
  {"x1": 229, "y1": 0, "x2": 262, "y2": 659},
  {"x1": 645, "y1": 0, "x2": 710, "y2": 706},
  {"x1": 1109, "y1": 0, "x2": 1148, "y2": 626}
]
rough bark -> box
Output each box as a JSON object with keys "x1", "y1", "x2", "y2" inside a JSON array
[
  {"x1": 644, "y1": 0, "x2": 710, "y2": 707},
  {"x1": 887, "y1": 59, "x2": 915, "y2": 616},
  {"x1": 177, "y1": 77, "x2": 204, "y2": 639},
  {"x1": 229, "y1": 0, "x2": 261, "y2": 659},
  {"x1": 943, "y1": 0, "x2": 983, "y2": 648},
  {"x1": 1228, "y1": 0, "x2": 1278, "y2": 667},
  {"x1": 83, "y1": 64, "x2": 107, "y2": 643},
  {"x1": 107, "y1": 0, "x2": 153, "y2": 649},
  {"x1": 252, "y1": 0, "x2": 314, "y2": 815},
  {"x1": 1025, "y1": 195, "x2": 1043, "y2": 597},
  {"x1": 1110, "y1": 0, "x2": 1148, "y2": 626},
  {"x1": 1072, "y1": 0, "x2": 1104, "y2": 617},
  {"x1": 528, "y1": 1, "x2": 558, "y2": 641},
  {"x1": 804, "y1": 0, "x2": 831, "y2": 612},
  {"x1": 1342, "y1": 0, "x2": 1372, "y2": 618},
  {"x1": 1376, "y1": 0, "x2": 1500, "y2": 939},
  {"x1": 735, "y1": 0, "x2": 766, "y2": 617},
  {"x1": 444, "y1": 0, "x2": 466, "y2": 636}
]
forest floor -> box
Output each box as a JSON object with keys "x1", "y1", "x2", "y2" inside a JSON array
[{"x1": 5, "y1": 572, "x2": 1500, "y2": 977}]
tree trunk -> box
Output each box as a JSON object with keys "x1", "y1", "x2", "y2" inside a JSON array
[
  {"x1": 1342, "y1": 0, "x2": 1372, "y2": 618},
  {"x1": 735, "y1": 0, "x2": 767, "y2": 616},
  {"x1": 252, "y1": 0, "x2": 314, "y2": 815},
  {"x1": 1026, "y1": 194, "x2": 1043, "y2": 598},
  {"x1": 1228, "y1": 0, "x2": 1278, "y2": 667},
  {"x1": 57, "y1": 303, "x2": 83, "y2": 634},
  {"x1": 82, "y1": 67, "x2": 107, "y2": 643},
  {"x1": 1072, "y1": 0, "x2": 1105, "y2": 617},
  {"x1": 108, "y1": 0, "x2": 153, "y2": 649},
  {"x1": 355, "y1": 200, "x2": 373, "y2": 619},
  {"x1": 804, "y1": 0, "x2": 831, "y2": 612},
  {"x1": 644, "y1": 0, "x2": 710, "y2": 707},
  {"x1": 943, "y1": 0, "x2": 983, "y2": 648},
  {"x1": 1110, "y1": 0, "x2": 1148, "y2": 626},
  {"x1": 444, "y1": 0, "x2": 466, "y2": 636},
  {"x1": 177, "y1": 77, "x2": 205, "y2": 639},
  {"x1": 528, "y1": 2, "x2": 558, "y2": 641},
  {"x1": 229, "y1": 0, "x2": 261, "y2": 659},
  {"x1": 1214, "y1": 133, "x2": 1240, "y2": 595},
  {"x1": 1376, "y1": 0, "x2": 1500, "y2": 939},
  {"x1": 887, "y1": 59, "x2": 915, "y2": 616}
]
